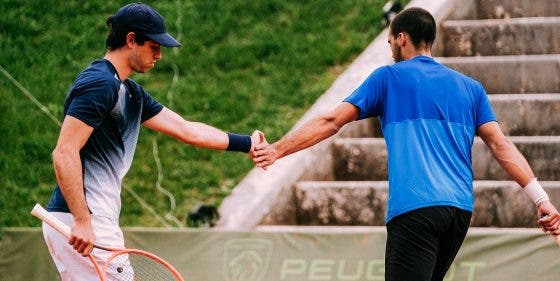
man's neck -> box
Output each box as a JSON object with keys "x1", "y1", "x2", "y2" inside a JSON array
[
  {"x1": 104, "y1": 50, "x2": 132, "y2": 81},
  {"x1": 403, "y1": 48, "x2": 432, "y2": 61}
]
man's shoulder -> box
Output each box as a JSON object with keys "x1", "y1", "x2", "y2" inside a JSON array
[
  {"x1": 445, "y1": 66, "x2": 484, "y2": 91},
  {"x1": 72, "y1": 60, "x2": 121, "y2": 90},
  {"x1": 429, "y1": 60, "x2": 478, "y2": 83},
  {"x1": 364, "y1": 64, "x2": 392, "y2": 81}
]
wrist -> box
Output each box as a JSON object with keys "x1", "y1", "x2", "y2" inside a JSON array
[
  {"x1": 226, "y1": 133, "x2": 251, "y2": 153},
  {"x1": 73, "y1": 215, "x2": 91, "y2": 224},
  {"x1": 270, "y1": 142, "x2": 283, "y2": 158},
  {"x1": 72, "y1": 211, "x2": 91, "y2": 223},
  {"x1": 523, "y1": 178, "x2": 550, "y2": 206}
]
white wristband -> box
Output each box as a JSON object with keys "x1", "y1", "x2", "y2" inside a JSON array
[{"x1": 523, "y1": 178, "x2": 550, "y2": 206}]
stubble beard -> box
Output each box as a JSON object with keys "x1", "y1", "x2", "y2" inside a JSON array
[{"x1": 392, "y1": 46, "x2": 403, "y2": 63}]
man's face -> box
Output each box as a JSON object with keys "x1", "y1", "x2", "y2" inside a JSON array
[
  {"x1": 130, "y1": 40, "x2": 162, "y2": 73},
  {"x1": 388, "y1": 31, "x2": 403, "y2": 63}
]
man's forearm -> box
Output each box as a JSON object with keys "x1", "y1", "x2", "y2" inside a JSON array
[
  {"x1": 488, "y1": 137, "x2": 535, "y2": 187},
  {"x1": 253, "y1": 102, "x2": 358, "y2": 169},
  {"x1": 52, "y1": 149, "x2": 90, "y2": 223},
  {"x1": 143, "y1": 108, "x2": 234, "y2": 150},
  {"x1": 274, "y1": 115, "x2": 341, "y2": 158},
  {"x1": 181, "y1": 121, "x2": 230, "y2": 150}
]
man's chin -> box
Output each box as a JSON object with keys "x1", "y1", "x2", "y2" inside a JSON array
[{"x1": 134, "y1": 68, "x2": 151, "y2": 74}]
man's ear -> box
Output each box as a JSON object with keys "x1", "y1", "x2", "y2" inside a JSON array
[
  {"x1": 126, "y1": 32, "x2": 135, "y2": 47},
  {"x1": 396, "y1": 32, "x2": 407, "y2": 47}
]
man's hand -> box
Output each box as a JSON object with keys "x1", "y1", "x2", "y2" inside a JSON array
[
  {"x1": 250, "y1": 130, "x2": 266, "y2": 153},
  {"x1": 249, "y1": 130, "x2": 269, "y2": 169},
  {"x1": 69, "y1": 220, "x2": 95, "y2": 257},
  {"x1": 252, "y1": 141, "x2": 280, "y2": 171},
  {"x1": 537, "y1": 201, "x2": 560, "y2": 235}
]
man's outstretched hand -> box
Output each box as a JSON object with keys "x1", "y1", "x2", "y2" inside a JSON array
[
  {"x1": 249, "y1": 130, "x2": 269, "y2": 170},
  {"x1": 252, "y1": 138, "x2": 281, "y2": 171}
]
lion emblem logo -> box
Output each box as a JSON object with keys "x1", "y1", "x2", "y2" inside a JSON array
[{"x1": 223, "y1": 239, "x2": 273, "y2": 281}]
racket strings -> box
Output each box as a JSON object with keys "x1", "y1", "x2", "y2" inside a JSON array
[{"x1": 106, "y1": 252, "x2": 178, "y2": 281}]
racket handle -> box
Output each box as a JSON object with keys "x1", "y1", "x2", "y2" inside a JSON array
[{"x1": 31, "y1": 203, "x2": 72, "y2": 238}]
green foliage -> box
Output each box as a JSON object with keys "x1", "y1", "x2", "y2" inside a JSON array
[{"x1": 1, "y1": 0, "x2": 393, "y2": 227}]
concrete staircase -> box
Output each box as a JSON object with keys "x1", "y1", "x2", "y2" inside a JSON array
[{"x1": 286, "y1": 0, "x2": 560, "y2": 228}]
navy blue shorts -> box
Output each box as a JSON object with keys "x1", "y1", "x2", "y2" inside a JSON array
[{"x1": 385, "y1": 206, "x2": 472, "y2": 281}]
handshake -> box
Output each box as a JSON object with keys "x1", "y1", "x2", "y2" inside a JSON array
[{"x1": 248, "y1": 130, "x2": 276, "y2": 170}]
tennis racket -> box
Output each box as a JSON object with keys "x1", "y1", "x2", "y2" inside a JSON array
[{"x1": 31, "y1": 203, "x2": 185, "y2": 281}]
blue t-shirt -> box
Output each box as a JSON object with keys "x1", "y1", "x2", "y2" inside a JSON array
[
  {"x1": 344, "y1": 56, "x2": 496, "y2": 223},
  {"x1": 47, "y1": 59, "x2": 163, "y2": 220}
]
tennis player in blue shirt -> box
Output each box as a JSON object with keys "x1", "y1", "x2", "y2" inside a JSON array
[{"x1": 252, "y1": 7, "x2": 560, "y2": 281}]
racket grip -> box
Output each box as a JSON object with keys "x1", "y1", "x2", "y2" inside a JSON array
[{"x1": 31, "y1": 203, "x2": 72, "y2": 238}]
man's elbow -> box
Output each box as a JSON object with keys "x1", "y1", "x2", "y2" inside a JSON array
[
  {"x1": 52, "y1": 147, "x2": 63, "y2": 163},
  {"x1": 322, "y1": 115, "x2": 344, "y2": 135},
  {"x1": 52, "y1": 145, "x2": 76, "y2": 167},
  {"x1": 489, "y1": 136, "x2": 516, "y2": 154},
  {"x1": 328, "y1": 122, "x2": 342, "y2": 135}
]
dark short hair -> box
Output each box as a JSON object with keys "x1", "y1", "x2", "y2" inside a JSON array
[
  {"x1": 105, "y1": 16, "x2": 150, "y2": 50},
  {"x1": 389, "y1": 7, "x2": 436, "y2": 49}
]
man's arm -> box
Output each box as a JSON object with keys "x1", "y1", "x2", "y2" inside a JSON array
[
  {"x1": 477, "y1": 121, "x2": 560, "y2": 234},
  {"x1": 252, "y1": 102, "x2": 359, "y2": 169},
  {"x1": 52, "y1": 115, "x2": 95, "y2": 256},
  {"x1": 143, "y1": 107, "x2": 263, "y2": 152},
  {"x1": 477, "y1": 121, "x2": 534, "y2": 185}
]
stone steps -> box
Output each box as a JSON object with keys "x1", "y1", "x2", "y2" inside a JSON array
[
  {"x1": 442, "y1": 17, "x2": 560, "y2": 56},
  {"x1": 490, "y1": 94, "x2": 560, "y2": 135},
  {"x1": 473, "y1": 0, "x2": 560, "y2": 19},
  {"x1": 437, "y1": 55, "x2": 560, "y2": 94},
  {"x1": 332, "y1": 136, "x2": 560, "y2": 181},
  {"x1": 293, "y1": 180, "x2": 560, "y2": 227}
]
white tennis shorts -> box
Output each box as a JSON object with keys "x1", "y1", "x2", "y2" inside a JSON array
[{"x1": 42, "y1": 212, "x2": 127, "y2": 281}]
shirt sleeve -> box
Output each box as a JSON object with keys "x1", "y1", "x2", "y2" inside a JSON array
[
  {"x1": 474, "y1": 81, "x2": 497, "y2": 127},
  {"x1": 65, "y1": 81, "x2": 118, "y2": 129},
  {"x1": 139, "y1": 87, "x2": 164, "y2": 123},
  {"x1": 343, "y1": 66, "x2": 387, "y2": 120}
]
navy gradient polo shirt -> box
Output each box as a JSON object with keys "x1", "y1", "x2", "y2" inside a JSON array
[
  {"x1": 47, "y1": 59, "x2": 163, "y2": 220},
  {"x1": 344, "y1": 56, "x2": 496, "y2": 223}
]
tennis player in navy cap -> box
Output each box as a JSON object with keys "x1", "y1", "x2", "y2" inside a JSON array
[{"x1": 41, "y1": 3, "x2": 264, "y2": 280}]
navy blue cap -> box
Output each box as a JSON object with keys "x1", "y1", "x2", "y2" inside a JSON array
[{"x1": 112, "y1": 3, "x2": 180, "y2": 47}]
